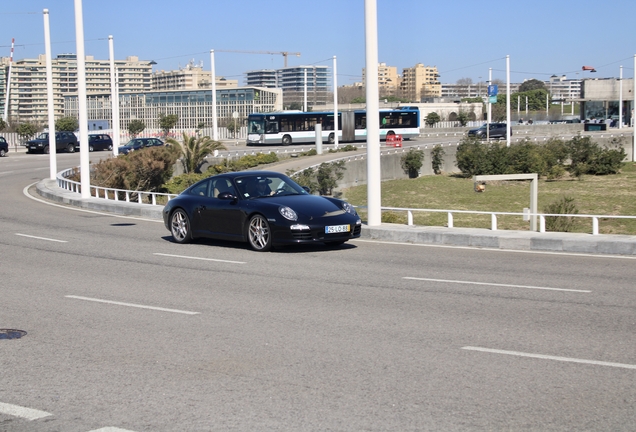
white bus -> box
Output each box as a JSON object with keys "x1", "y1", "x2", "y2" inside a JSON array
[{"x1": 246, "y1": 107, "x2": 420, "y2": 146}]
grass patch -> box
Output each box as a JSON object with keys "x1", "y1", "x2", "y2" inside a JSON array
[{"x1": 343, "y1": 162, "x2": 636, "y2": 234}]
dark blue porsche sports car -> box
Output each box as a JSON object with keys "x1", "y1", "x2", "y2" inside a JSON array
[{"x1": 162, "y1": 171, "x2": 362, "y2": 251}]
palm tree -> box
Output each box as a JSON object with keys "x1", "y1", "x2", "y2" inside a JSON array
[{"x1": 166, "y1": 132, "x2": 226, "y2": 174}]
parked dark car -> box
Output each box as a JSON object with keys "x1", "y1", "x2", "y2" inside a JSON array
[
  {"x1": 467, "y1": 123, "x2": 511, "y2": 139},
  {"x1": 26, "y1": 131, "x2": 78, "y2": 154},
  {"x1": 163, "y1": 171, "x2": 362, "y2": 251},
  {"x1": 118, "y1": 138, "x2": 164, "y2": 155},
  {"x1": 0, "y1": 136, "x2": 8, "y2": 157},
  {"x1": 76, "y1": 134, "x2": 113, "y2": 152}
]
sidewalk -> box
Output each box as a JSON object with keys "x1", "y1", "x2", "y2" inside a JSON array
[{"x1": 34, "y1": 178, "x2": 636, "y2": 256}]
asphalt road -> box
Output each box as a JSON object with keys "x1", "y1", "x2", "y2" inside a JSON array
[{"x1": 1, "y1": 149, "x2": 636, "y2": 431}]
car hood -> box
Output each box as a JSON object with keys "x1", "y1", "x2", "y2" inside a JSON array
[{"x1": 251, "y1": 194, "x2": 351, "y2": 219}]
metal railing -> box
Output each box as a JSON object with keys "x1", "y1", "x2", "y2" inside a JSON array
[
  {"x1": 56, "y1": 167, "x2": 177, "y2": 205},
  {"x1": 378, "y1": 206, "x2": 636, "y2": 236}
]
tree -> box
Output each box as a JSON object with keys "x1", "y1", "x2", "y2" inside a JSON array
[
  {"x1": 166, "y1": 132, "x2": 227, "y2": 174},
  {"x1": 55, "y1": 116, "x2": 79, "y2": 132},
  {"x1": 159, "y1": 113, "x2": 178, "y2": 138},
  {"x1": 127, "y1": 120, "x2": 145, "y2": 137},
  {"x1": 400, "y1": 148, "x2": 424, "y2": 178},
  {"x1": 519, "y1": 79, "x2": 547, "y2": 92},
  {"x1": 456, "y1": 77, "x2": 473, "y2": 85},
  {"x1": 425, "y1": 112, "x2": 441, "y2": 127},
  {"x1": 0, "y1": 118, "x2": 6, "y2": 131},
  {"x1": 17, "y1": 123, "x2": 38, "y2": 142},
  {"x1": 456, "y1": 111, "x2": 470, "y2": 127}
]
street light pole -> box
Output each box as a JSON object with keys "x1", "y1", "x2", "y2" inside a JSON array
[
  {"x1": 74, "y1": 0, "x2": 90, "y2": 198},
  {"x1": 365, "y1": 0, "x2": 381, "y2": 226},
  {"x1": 43, "y1": 9, "x2": 56, "y2": 180}
]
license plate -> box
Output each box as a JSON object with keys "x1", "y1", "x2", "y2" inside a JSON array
[
  {"x1": 325, "y1": 224, "x2": 350, "y2": 234},
  {"x1": 30, "y1": 146, "x2": 36, "y2": 149}
]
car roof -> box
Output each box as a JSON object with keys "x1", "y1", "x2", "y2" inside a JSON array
[{"x1": 220, "y1": 170, "x2": 285, "y2": 180}]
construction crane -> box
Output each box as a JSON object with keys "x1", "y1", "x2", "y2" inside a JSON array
[{"x1": 214, "y1": 49, "x2": 301, "y2": 67}]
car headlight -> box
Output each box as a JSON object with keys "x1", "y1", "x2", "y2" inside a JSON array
[
  {"x1": 341, "y1": 201, "x2": 357, "y2": 215},
  {"x1": 279, "y1": 206, "x2": 297, "y2": 221}
]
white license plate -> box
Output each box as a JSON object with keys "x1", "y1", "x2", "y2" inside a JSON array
[{"x1": 325, "y1": 224, "x2": 350, "y2": 234}]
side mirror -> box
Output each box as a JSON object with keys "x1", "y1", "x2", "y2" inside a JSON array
[{"x1": 302, "y1": 186, "x2": 311, "y2": 194}]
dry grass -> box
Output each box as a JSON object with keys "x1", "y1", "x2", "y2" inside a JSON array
[{"x1": 342, "y1": 162, "x2": 636, "y2": 234}]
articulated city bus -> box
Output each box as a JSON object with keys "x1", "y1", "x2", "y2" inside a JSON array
[{"x1": 246, "y1": 107, "x2": 420, "y2": 146}]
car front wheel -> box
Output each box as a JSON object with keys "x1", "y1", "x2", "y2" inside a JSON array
[
  {"x1": 170, "y1": 209, "x2": 192, "y2": 244},
  {"x1": 248, "y1": 214, "x2": 272, "y2": 251},
  {"x1": 0, "y1": 149, "x2": 5, "y2": 157},
  {"x1": 67, "y1": 144, "x2": 75, "y2": 153}
]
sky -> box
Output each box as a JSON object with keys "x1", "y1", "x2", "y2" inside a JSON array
[{"x1": 2, "y1": 0, "x2": 635, "y2": 87}]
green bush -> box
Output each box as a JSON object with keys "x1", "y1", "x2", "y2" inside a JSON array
[
  {"x1": 431, "y1": 145, "x2": 446, "y2": 174},
  {"x1": 288, "y1": 160, "x2": 346, "y2": 196},
  {"x1": 455, "y1": 137, "x2": 490, "y2": 176},
  {"x1": 88, "y1": 147, "x2": 179, "y2": 201},
  {"x1": 455, "y1": 135, "x2": 625, "y2": 179},
  {"x1": 400, "y1": 148, "x2": 425, "y2": 178},
  {"x1": 544, "y1": 196, "x2": 579, "y2": 232}
]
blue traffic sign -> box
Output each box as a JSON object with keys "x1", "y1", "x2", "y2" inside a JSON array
[{"x1": 488, "y1": 85, "x2": 498, "y2": 97}]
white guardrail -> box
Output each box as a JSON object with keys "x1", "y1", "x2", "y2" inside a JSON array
[
  {"x1": 376, "y1": 206, "x2": 636, "y2": 236},
  {"x1": 58, "y1": 157, "x2": 636, "y2": 236},
  {"x1": 57, "y1": 167, "x2": 177, "y2": 205}
]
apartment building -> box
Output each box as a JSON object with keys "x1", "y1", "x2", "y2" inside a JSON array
[
  {"x1": 4, "y1": 53, "x2": 152, "y2": 123},
  {"x1": 276, "y1": 65, "x2": 330, "y2": 108},
  {"x1": 245, "y1": 70, "x2": 277, "y2": 88},
  {"x1": 362, "y1": 63, "x2": 401, "y2": 96},
  {"x1": 400, "y1": 63, "x2": 441, "y2": 101},
  {"x1": 152, "y1": 61, "x2": 238, "y2": 91}
]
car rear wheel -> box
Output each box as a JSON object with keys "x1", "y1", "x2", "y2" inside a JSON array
[
  {"x1": 108, "y1": 144, "x2": 113, "y2": 151},
  {"x1": 248, "y1": 214, "x2": 272, "y2": 252},
  {"x1": 0, "y1": 149, "x2": 5, "y2": 157},
  {"x1": 67, "y1": 144, "x2": 75, "y2": 153},
  {"x1": 170, "y1": 209, "x2": 192, "y2": 244},
  {"x1": 89, "y1": 145, "x2": 94, "y2": 152},
  {"x1": 44, "y1": 146, "x2": 50, "y2": 154}
]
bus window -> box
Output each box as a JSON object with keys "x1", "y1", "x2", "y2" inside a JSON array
[
  {"x1": 249, "y1": 118, "x2": 265, "y2": 133},
  {"x1": 266, "y1": 122, "x2": 279, "y2": 133}
]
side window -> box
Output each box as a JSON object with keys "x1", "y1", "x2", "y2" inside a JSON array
[
  {"x1": 189, "y1": 180, "x2": 210, "y2": 197},
  {"x1": 211, "y1": 178, "x2": 236, "y2": 198}
]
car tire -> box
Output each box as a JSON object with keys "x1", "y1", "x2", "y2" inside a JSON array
[
  {"x1": 67, "y1": 144, "x2": 75, "y2": 153},
  {"x1": 0, "y1": 148, "x2": 5, "y2": 157},
  {"x1": 247, "y1": 214, "x2": 272, "y2": 252},
  {"x1": 170, "y1": 209, "x2": 193, "y2": 244},
  {"x1": 328, "y1": 133, "x2": 335, "y2": 144},
  {"x1": 282, "y1": 135, "x2": 292, "y2": 146},
  {"x1": 44, "y1": 146, "x2": 50, "y2": 154},
  {"x1": 89, "y1": 145, "x2": 94, "y2": 152},
  {"x1": 108, "y1": 144, "x2": 113, "y2": 151}
]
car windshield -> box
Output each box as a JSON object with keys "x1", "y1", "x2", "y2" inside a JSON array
[
  {"x1": 36, "y1": 133, "x2": 49, "y2": 140},
  {"x1": 235, "y1": 174, "x2": 308, "y2": 199}
]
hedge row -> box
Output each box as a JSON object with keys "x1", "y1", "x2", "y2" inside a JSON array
[{"x1": 456, "y1": 135, "x2": 626, "y2": 179}]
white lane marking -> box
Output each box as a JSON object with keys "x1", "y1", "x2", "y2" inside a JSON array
[
  {"x1": 403, "y1": 276, "x2": 590, "y2": 293},
  {"x1": 65, "y1": 295, "x2": 200, "y2": 315},
  {"x1": 353, "y1": 239, "x2": 636, "y2": 260},
  {"x1": 0, "y1": 170, "x2": 15, "y2": 175},
  {"x1": 0, "y1": 402, "x2": 53, "y2": 420},
  {"x1": 15, "y1": 233, "x2": 68, "y2": 243},
  {"x1": 87, "y1": 427, "x2": 138, "y2": 432},
  {"x1": 462, "y1": 346, "x2": 636, "y2": 370},
  {"x1": 23, "y1": 182, "x2": 162, "y2": 223},
  {"x1": 154, "y1": 252, "x2": 246, "y2": 264}
]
